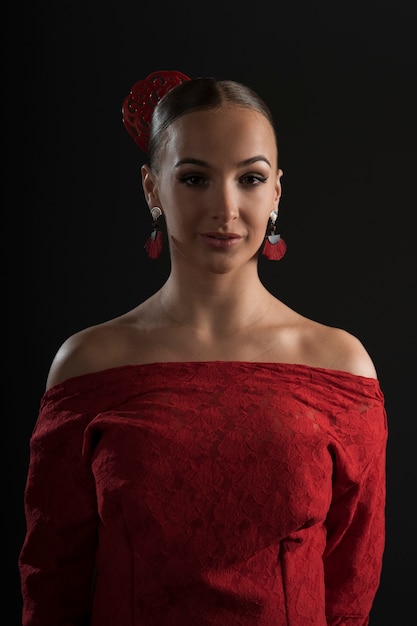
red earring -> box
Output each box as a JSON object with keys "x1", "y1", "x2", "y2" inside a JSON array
[
  {"x1": 145, "y1": 206, "x2": 163, "y2": 259},
  {"x1": 262, "y1": 210, "x2": 286, "y2": 260}
]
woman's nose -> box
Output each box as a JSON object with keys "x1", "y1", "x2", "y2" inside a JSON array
[{"x1": 210, "y1": 185, "x2": 239, "y2": 223}]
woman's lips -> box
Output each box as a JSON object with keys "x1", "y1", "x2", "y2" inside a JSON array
[{"x1": 199, "y1": 233, "x2": 243, "y2": 248}]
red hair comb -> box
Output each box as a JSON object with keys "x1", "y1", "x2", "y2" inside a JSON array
[{"x1": 122, "y1": 70, "x2": 191, "y2": 152}]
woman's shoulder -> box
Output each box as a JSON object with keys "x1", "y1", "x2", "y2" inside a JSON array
[
  {"x1": 295, "y1": 314, "x2": 378, "y2": 379},
  {"x1": 260, "y1": 295, "x2": 377, "y2": 379},
  {"x1": 45, "y1": 306, "x2": 154, "y2": 390}
]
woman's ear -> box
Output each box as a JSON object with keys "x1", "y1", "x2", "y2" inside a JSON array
[
  {"x1": 141, "y1": 164, "x2": 159, "y2": 207},
  {"x1": 275, "y1": 168, "x2": 283, "y2": 205}
]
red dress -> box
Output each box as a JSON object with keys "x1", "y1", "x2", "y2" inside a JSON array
[{"x1": 19, "y1": 361, "x2": 387, "y2": 625}]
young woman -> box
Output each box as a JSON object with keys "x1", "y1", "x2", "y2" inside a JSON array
[{"x1": 19, "y1": 70, "x2": 388, "y2": 625}]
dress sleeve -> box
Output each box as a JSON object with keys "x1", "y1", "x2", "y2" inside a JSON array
[
  {"x1": 19, "y1": 386, "x2": 99, "y2": 626},
  {"x1": 323, "y1": 389, "x2": 388, "y2": 626}
]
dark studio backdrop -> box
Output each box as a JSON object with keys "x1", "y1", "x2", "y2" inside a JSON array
[{"x1": 6, "y1": 1, "x2": 416, "y2": 623}]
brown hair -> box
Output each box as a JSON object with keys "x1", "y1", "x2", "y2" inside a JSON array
[{"x1": 149, "y1": 77, "x2": 278, "y2": 169}]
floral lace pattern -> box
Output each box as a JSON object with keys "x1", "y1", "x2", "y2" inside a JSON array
[{"x1": 19, "y1": 362, "x2": 387, "y2": 625}]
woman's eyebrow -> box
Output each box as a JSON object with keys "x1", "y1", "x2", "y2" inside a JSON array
[
  {"x1": 175, "y1": 158, "x2": 208, "y2": 168},
  {"x1": 175, "y1": 155, "x2": 271, "y2": 168},
  {"x1": 238, "y1": 155, "x2": 271, "y2": 167}
]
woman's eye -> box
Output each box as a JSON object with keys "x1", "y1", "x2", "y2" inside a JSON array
[
  {"x1": 178, "y1": 173, "x2": 267, "y2": 186},
  {"x1": 241, "y1": 174, "x2": 267, "y2": 185},
  {"x1": 179, "y1": 175, "x2": 206, "y2": 186}
]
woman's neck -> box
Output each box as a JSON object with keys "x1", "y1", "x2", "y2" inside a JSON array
[{"x1": 154, "y1": 266, "x2": 277, "y2": 336}]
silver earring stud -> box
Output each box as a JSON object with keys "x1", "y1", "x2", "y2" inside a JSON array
[{"x1": 150, "y1": 206, "x2": 162, "y2": 220}]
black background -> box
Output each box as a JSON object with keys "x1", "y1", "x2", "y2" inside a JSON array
[{"x1": 6, "y1": 1, "x2": 416, "y2": 623}]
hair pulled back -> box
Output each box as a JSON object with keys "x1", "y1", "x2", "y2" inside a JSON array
[{"x1": 148, "y1": 78, "x2": 277, "y2": 169}]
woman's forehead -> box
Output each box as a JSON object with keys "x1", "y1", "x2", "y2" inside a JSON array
[{"x1": 164, "y1": 105, "x2": 277, "y2": 159}]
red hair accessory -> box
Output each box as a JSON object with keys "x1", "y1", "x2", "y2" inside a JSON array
[{"x1": 122, "y1": 70, "x2": 191, "y2": 151}]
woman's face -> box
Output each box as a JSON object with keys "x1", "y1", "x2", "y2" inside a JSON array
[{"x1": 142, "y1": 104, "x2": 282, "y2": 274}]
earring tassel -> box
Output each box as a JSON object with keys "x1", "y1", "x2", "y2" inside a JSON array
[
  {"x1": 144, "y1": 229, "x2": 163, "y2": 259},
  {"x1": 262, "y1": 234, "x2": 287, "y2": 260}
]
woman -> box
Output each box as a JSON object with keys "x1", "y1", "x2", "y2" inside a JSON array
[{"x1": 19, "y1": 70, "x2": 388, "y2": 625}]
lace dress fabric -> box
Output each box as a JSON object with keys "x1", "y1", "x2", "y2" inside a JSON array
[{"x1": 19, "y1": 361, "x2": 387, "y2": 626}]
